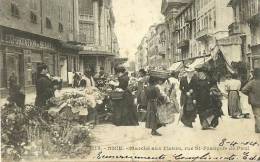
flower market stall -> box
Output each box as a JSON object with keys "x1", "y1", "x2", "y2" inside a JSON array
[{"x1": 1, "y1": 86, "x2": 107, "y2": 161}]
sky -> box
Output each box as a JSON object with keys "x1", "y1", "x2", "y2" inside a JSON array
[{"x1": 113, "y1": 0, "x2": 164, "y2": 61}]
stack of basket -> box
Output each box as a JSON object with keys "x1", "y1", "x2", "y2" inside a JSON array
[{"x1": 149, "y1": 70, "x2": 171, "y2": 79}]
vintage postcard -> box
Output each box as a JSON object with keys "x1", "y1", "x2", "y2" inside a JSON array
[{"x1": 0, "y1": 0, "x2": 260, "y2": 161}]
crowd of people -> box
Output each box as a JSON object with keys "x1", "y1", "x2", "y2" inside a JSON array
[
  {"x1": 6, "y1": 62, "x2": 260, "y2": 135},
  {"x1": 106, "y1": 65, "x2": 260, "y2": 135}
]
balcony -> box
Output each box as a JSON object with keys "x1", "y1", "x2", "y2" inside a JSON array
[
  {"x1": 177, "y1": 39, "x2": 189, "y2": 49},
  {"x1": 79, "y1": 14, "x2": 94, "y2": 22},
  {"x1": 228, "y1": 22, "x2": 242, "y2": 36},
  {"x1": 196, "y1": 28, "x2": 213, "y2": 41}
]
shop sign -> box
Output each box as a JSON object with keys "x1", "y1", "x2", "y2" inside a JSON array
[
  {"x1": 217, "y1": 36, "x2": 242, "y2": 46},
  {"x1": 0, "y1": 34, "x2": 55, "y2": 50}
]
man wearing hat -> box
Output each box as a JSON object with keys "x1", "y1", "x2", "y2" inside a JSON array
[
  {"x1": 179, "y1": 66, "x2": 198, "y2": 128},
  {"x1": 242, "y1": 68, "x2": 260, "y2": 133},
  {"x1": 35, "y1": 63, "x2": 54, "y2": 107}
]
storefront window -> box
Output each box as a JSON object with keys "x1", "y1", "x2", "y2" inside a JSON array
[
  {"x1": 31, "y1": 53, "x2": 42, "y2": 85},
  {"x1": 6, "y1": 54, "x2": 19, "y2": 88}
]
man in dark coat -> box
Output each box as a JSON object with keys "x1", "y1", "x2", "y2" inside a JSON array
[
  {"x1": 35, "y1": 63, "x2": 54, "y2": 108},
  {"x1": 179, "y1": 67, "x2": 198, "y2": 128},
  {"x1": 242, "y1": 68, "x2": 260, "y2": 133}
]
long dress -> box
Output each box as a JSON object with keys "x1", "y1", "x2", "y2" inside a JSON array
[
  {"x1": 196, "y1": 78, "x2": 213, "y2": 128},
  {"x1": 112, "y1": 72, "x2": 139, "y2": 126},
  {"x1": 156, "y1": 84, "x2": 175, "y2": 124},
  {"x1": 145, "y1": 85, "x2": 165, "y2": 130},
  {"x1": 165, "y1": 78, "x2": 180, "y2": 113},
  {"x1": 209, "y1": 85, "x2": 224, "y2": 127},
  {"x1": 179, "y1": 75, "x2": 198, "y2": 127},
  {"x1": 225, "y1": 79, "x2": 242, "y2": 117}
]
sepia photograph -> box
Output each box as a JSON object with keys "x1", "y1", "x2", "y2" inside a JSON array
[{"x1": 0, "y1": 0, "x2": 260, "y2": 161}]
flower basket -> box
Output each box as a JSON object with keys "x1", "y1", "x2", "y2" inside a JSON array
[
  {"x1": 108, "y1": 91, "x2": 124, "y2": 100},
  {"x1": 149, "y1": 70, "x2": 171, "y2": 79}
]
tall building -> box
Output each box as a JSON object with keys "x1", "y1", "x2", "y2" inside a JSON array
[
  {"x1": 136, "y1": 37, "x2": 148, "y2": 70},
  {"x1": 147, "y1": 25, "x2": 158, "y2": 68},
  {"x1": 161, "y1": 0, "x2": 192, "y2": 66},
  {"x1": 156, "y1": 23, "x2": 167, "y2": 68},
  {"x1": 175, "y1": 1, "x2": 196, "y2": 61},
  {"x1": 246, "y1": 0, "x2": 260, "y2": 68},
  {"x1": 224, "y1": 0, "x2": 260, "y2": 79},
  {"x1": 195, "y1": 0, "x2": 233, "y2": 59},
  {"x1": 78, "y1": 0, "x2": 119, "y2": 74},
  {"x1": 0, "y1": 0, "x2": 80, "y2": 97}
]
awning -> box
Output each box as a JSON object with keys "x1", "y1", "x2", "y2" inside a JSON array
[
  {"x1": 168, "y1": 61, "x2": 182, "y2": 71},
  {"x1": 79, "y1": 50, "x2": 115, "y2": 56},
  {"x1": 188, "y1": 57, "x2": 211, "y2": 69},
  {"x1": 60, "y1": 41, "x2": 83, "y2": 51}
]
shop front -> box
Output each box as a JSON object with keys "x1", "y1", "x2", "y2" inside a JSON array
[
  {"x1": 0, "y1": 27, "x2": 58, "y2": 98},
  {"x1": 79, "y1": 49, "x2": 115, "y2": 75},
  {"x1": 60, "y1": 42, "x2": 81, "y2": 85}
]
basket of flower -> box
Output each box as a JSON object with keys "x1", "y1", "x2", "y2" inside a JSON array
[
  {"x1": 149, "y1": 70, "x2": 171, "y2": 79},
  {"x1": 108, "y1": 88, "x2": 124, "y2": 100}
]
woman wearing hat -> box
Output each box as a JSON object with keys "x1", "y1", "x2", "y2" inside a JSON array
[
  {"x1": 145, "y1": 75, "x2": 168, "y2": 136},
  {"x1": 112, "y1": 66, "x2": 139, "y2": 126},
  {"x1": 179, "y1": 67, "x2": 198, "y2": 128},
  {"x1": 242, "y1": 68, "x2": 260, "y2": 133}
]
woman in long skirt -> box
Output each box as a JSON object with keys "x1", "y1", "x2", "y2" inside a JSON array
[
  {"x1": 145, "y1": 76, "x2": 166, "y2": 136},
  {"x1": 225, "y1": 74, "x2": 242, "y2": 118},
  {"x1": 156, "y1": 78, "x2": 175, "y2": 124},
  {"x1": 112, "y1": 66, "x2": 139, "y2": 126}
]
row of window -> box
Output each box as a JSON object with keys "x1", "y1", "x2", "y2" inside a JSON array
[
  {"x1": 79, "y1": 23, "x2": 95, "y2": 43},
  {"x1": 10, "y1": 3, "x2": 65, "y2": 33}
]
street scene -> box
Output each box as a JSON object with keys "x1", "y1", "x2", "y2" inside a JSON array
[{"x1": 0, "y1": 0, "x2": 260, "y2": 162}]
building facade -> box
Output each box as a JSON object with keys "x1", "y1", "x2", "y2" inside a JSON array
[
  {"x1": 247, "y1": 0, "x2": 260, "y2": 69},
  {"x1": 0, "y1": 0, "x2": 81, "y2": 97},
  {"x1": 155, "y1": 23, "x2": 167, "y2": 68},
  {"x1": 136, "y1": 37, "x2": 148, "y2": 70},
  {"x1": 161, "y1": 0, "x2": 192, "y2": 66},
  {"x1": 195, "y1": 0, "x2": 233, "y2": 58},
  {"x1": 175, "y1": 1, "x2": 196, "y2": 61},
  {"x1": 78, "y1": 0, "x2": 119, "y2": 74},
  {"x1": 147, "y1": 25, "x2": 159, "y2": 68}
]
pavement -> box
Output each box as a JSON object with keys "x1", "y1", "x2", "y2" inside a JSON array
[{"x1": 84, "y1": 82, "x2": 260, "y2": 161}]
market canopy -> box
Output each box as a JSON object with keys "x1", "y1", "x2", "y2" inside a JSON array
[
  {"x1": 210, "y1": 45, "x2": 236, "y2": 74},
  {"x1": 168, "y1": 61, "x2": 182, "y2": 71},
  {"x1": 188, "y1": 57, "x2": 211, "y2": 69}
]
